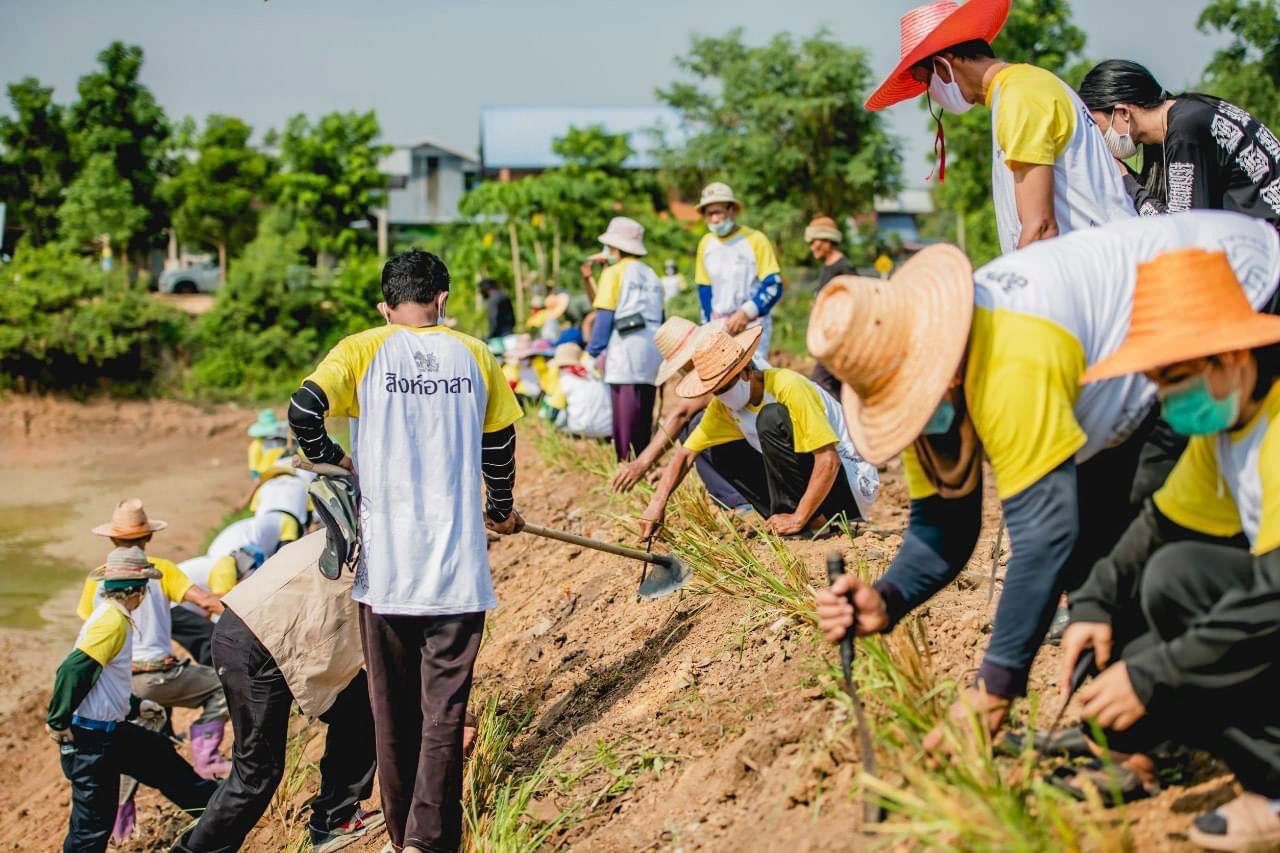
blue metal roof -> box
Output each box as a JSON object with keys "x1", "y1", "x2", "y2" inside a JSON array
[{"x1": 480, "y1": 106, "x2": 686, "y2": 170}]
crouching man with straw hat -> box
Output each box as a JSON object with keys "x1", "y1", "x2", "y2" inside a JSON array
[
  {"x1": 639, "y1": 325, "x2": 879, "y2": 540},
  {"x1": 48, "y1": 547, "x2": 217, "y2": 853},
  {"x1": 813, "y1": 210, "x2": 1280, "y2": 750},
  {"x1": 1048, "y1": 250, "x2": 1280, "y2": 847}
]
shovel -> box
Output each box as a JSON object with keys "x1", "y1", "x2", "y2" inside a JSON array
[{"x1": 522, "y1": 523, "x2": 690, "y2": 600}]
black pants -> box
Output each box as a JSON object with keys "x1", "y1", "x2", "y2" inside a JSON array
[
  {"x1": 360, "y1": 606, "x2": 484, "y2": 853},
  {"x1": 1103, "y1": 542, "x2": 1280, "y2": 796},
  {"x1": 61, "y1": 721, "x2": 215, "y2": 853},
  {"x1": 175, "y1": 607, "x2": 377, "y2": 852},
  {"x1": 699, "y1": 403, "x2": 862, "y2": 523},
  {"x1": 170, "y1": 605, "x2": 215, "y2": 666}
]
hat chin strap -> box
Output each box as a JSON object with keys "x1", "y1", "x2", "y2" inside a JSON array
[{"x1": 927, "y1": 94, "x2": 947, "y2": 183}]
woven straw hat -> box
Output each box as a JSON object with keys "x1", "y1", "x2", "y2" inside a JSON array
[
  {"x1": 675, "y1": 325, "x2": 764, "y2": 398},
  {"x1": 550, "y1": 342, "x2": 585, "y2": 369},
  {"x1": 697, "y1": 182, "x2": 739, "y2": 212},
  {"x1": 654, "y1": 318, "x2": 726, "y2": 386},
  {"x1": 807, "y1": 243, "x2": 973, "y2": 464},
  {"x1": 598, "y1": 217, "x2": 647, "y2": 256},
  {"x1": 1081, "y1": 249, "x2": 1280, "y2": 385},
  {"x1": 91, "y1": 498, "x2": 169, "y2": 539},
  {"x1": 865, "y1": 0, "x2": 1012, "y2": 112},
  {"x1": 544, "y1": 292, "x2": 571, "y2": 320},
  {"x1": 88, "y1": 546, "x2": 162, "y2": 581},
  {"x1": 804, "y1": 216, "x2": 843, "y2": 244}
]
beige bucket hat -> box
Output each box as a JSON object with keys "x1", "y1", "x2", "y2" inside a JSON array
[
  {"x1": 598, "y1": 217, "x2": 647, "y2": 256},
  {"x1": 88, "y1": 545, "x2": 162, "y2": 581},
  {"x1": 806, "y1": 243, "x2": 973, "y2": 464},
  {"x1": 697, "y1": 182, "x2": 739, "y2": 212},
  {"x1": 550, "y1": 342, "x2": 585, "y2": 369},
  {"x1": 675, "y1": 325, "x2": 764, "y2": 399},
  {"x1": 804, "y1": 216, "x2": 843, "y2": 244},
  {"x1": 91, "y1": 498, "x2": 168, "y2": 539},
  {"x1": 654, "y1": 317, "x2": 726, "y2": 386}
]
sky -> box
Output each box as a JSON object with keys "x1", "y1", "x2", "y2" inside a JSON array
[{"x1": 1, "y1": 0, "x2": 1227, "y2": 188}]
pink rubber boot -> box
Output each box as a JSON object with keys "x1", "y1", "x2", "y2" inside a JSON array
[
  {"x1": 189, "y1": 719, "x2": 233, "y2": 780},
  {"x1": 112, "y1": 797, "x2": 136, "y2": 843}
]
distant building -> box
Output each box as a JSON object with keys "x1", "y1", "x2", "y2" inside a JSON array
[
  {"x1": 379, "y1": 139, "x2": 480, "y2": 229},
  {"x1": 871, "y1": 189, "x2": 935, "y2": 250}
]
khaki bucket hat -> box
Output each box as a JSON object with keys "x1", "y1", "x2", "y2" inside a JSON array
[
  {"x1": 807, "y1": 243, "x2": 973, "y2": 464},
  {"x1": 696, "y1": 182, "x2": 739, "y2": 212},
  {"x1": 675, "y1": 325, "x2": 764, "y2": 398},
  {"x1": 91, "y1": 498, "x2": 169, "y2": 539},
  {"x1": 804, "y1": 216, "x2": 843, "y2": 244},
  {"x1": 654, "y1": 317, "x2": 726, "y2": 387}
]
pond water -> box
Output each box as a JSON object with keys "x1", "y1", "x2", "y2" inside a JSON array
[{"x1": 0, "y1": 503, "x2": 85, "y2": 629}]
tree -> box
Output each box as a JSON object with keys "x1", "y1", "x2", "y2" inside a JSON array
[
  {"x1": 164, "y1": 115, "x2": 273, "y2": 280},
  {"x1": 57, "y1": 153, "x2": 147, "y2": 258},
  {"x1": 0, "y1": 78, "x2": 75, "y2": 247},
  {"x1": 657, "y1": 28, "x2": 902, "y2": 261},
  {"x1": 272, "y1": 110, "x2": 389, "y2": 264},
  {"x1": 66, "y1": 42, "x2": 173, "y2": 258},
  {"x1": 921, "y1": 0, "x2": 1088, "y2": 266},
  {"x1": 1198, "y1": 0, "x2": 1280, "y2": 131}
]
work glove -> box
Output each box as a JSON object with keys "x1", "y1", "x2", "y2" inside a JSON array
[{"x1": 138, "y1": 699, "x2": 167, "y2": 728}]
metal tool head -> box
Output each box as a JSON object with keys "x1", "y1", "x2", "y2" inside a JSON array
[{"x1": 637, "y1": 553, "x2": 691, "y2": 600}]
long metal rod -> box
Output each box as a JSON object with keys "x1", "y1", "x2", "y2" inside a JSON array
[{"x1": 523, "y1": 523, "x2": 664, "y2": 566}]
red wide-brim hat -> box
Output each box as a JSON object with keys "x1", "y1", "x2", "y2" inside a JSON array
[{"x1": 865, "y1": 0, "x2": 1011, "y2": 112}]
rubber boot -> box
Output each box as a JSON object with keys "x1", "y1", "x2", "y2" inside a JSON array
[
  {"x1": 112, "y1": 797, "x2": 136, "y2": 843},
  {"x1": 189, "y1": 719, "x2": 232, "y2": 780}
]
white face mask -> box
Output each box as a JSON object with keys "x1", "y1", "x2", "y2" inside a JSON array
[
  {"x1": 717, "y1": 376, "x2": 752, "y2": 411},
  {"x1": 1104, "y1": 115, "x2": 1137, "y2": 160},
  {"x1": 928, "y1": 58, "x2": 972, "y2": 114}
]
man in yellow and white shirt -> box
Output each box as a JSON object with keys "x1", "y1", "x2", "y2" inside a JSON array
[{"x1": 288, "y1": 249, "x2": 523, "y2": 853}]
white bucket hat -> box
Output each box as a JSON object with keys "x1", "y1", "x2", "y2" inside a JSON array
[
  {"x1": 598, "y1": 217, "x2": 647, "y2": 256},
  {"x1": 697, "y1": 182, "x2": 739, "y2": 212}
]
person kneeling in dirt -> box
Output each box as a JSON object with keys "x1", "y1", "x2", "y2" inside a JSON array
[
  {"x1": 639, "y1": 326, "x2": 879, "y2": 541},
  {"x1": 1050, "y1": 250, "x2": 1280, "y2": 849},
  {"x1": 813, "y1": 211, "x2": 1280, "y2": 751},
  {"x1": 79, "y1": 500, "x2": 233, "y2": 780},
  {"x1": 49, "y1": 547, "x2": 217, "y2": 853},
  {"x1": 543, "y1": 342, "x2": 613, "y2": 439},
  {"x1": 174, "y1": 474, "x2": 384, "y2": 853}
]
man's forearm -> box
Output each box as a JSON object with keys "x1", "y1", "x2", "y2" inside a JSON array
[
  {"x1": 184, "y1": 585, "x2": 223, "y2": 615},
  {"x1": 794, "y1": 448, "x2": 838, "y2": 522},
  {"x1": 289, "y1": 381, "x2": 345, "y2": 465}
]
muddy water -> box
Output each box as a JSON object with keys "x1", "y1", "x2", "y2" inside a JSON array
[{"x1": 0, "y1": 503, "x2": 85, "y2": 629}]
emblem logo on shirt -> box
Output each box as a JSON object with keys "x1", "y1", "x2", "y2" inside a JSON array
[{"x1": 413, "y1": 352, "x2": 439, "y2": 373}]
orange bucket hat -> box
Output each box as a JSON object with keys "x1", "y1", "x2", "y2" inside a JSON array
[
  {"x1": 807, "y1": 244, "x2": 973, "y2": 464},
  {"x1": 675, "y1": 326, "x2": 764, "y2": 399},
  {"x1": 1081, "y1": 248, "x2": 1280, "y2": 385},
  {"x1": 865, "y1": 0, "x2": 1011, "y2": 112}
]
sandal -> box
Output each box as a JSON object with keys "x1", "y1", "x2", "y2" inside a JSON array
[
  {"x1": 1047, "y1": 759, "x2": 1158, "y2": 806},
  {"x1": 1188, "y1": 792, "x2": 1280, "y2": 851}
]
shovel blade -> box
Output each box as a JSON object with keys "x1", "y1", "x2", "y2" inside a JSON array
[{"x1": 637, "y1": 555, "x2": 691, "y2": 600}]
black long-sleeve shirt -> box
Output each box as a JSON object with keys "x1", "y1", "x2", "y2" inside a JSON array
[{"x1": 486, "y1": 291, "x2": 516, "y2": 340}]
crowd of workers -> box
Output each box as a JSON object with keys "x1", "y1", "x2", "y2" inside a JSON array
[{"x1": 42, "y1": 0, "x2": 1280, "y2": 850}]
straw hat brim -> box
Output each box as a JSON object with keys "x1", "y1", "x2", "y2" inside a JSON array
[
  {"x1": 598, "y1": 234, "x2": 647, "y2": 256},
  {"x1": 1081, "y1": 314, "x2": 1280, "y2": 385},
  {"x1": 655, "y1": 319, "x2": 726, "y2": 387},
  {"x1": 91, "y1": 518, "x2": 169, "y2": 538},
  {"x1": 675, "y1": 325, "x2": 764, "y2": 398},
  {"x1": 696, "y1": 196, "x2": 741, "y2": 213},
  {"x1": 835, "y1": 247, "x2": 974, "y2": 464},
  {"x1": 544, "y1": 293, "x2": 571, "y2": 320},
  {"x1": 88, "y1": 563, "x2": 163, "y2": 581}
]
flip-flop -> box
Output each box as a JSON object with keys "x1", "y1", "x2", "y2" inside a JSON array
[
  {"x1": 1188, "y1": 792, "x2": 1280, "y2": 851},
  {"x1": 1047, "y1": 759, "x2": 1158, "y2": 806}
]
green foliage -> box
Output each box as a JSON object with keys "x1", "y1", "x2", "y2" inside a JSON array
[
  {"x1": 657, "y1": 28, "x2": 903, "y2": 264},
  {"x1": 0, "y1": 78, "x2": 75, "y2": 247},
  {"x1": 164, "y1": 115, "x2": 274, "y2": 278},
  {"x1": 1198, "y1": 0, "x2": 1280, "y2": 130},
  {"x1": 0, "y1": 242, "x2": 186, "y2": 394},
  {"x1": 65, "y1": 42, "x2": 173, "y2": 255},
  {"x1": 272, "y1": 110, "x2": 389, "y2": 262},
  {"x1": 57, "y1": 153, "x2": 148, "y2": 250},
  {"x1": 922, "y1": 0, "x2": 1089, "y2": 266}
]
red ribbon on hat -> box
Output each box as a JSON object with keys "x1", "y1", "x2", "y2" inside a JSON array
[{"x1": 927, "y1": 95, "x2": 947, "y2": 183}]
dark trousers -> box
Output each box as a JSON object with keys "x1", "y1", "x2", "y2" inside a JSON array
[
  {"x1": 170, "y1": 605, "x2": 215, "y2": 666},
  {"x1": 609, "y1": 382, "x2": 657, "y2": 462},
  {"x1": 699, "y1": 403, "x2": 862, "y2": 523},
  {"x1": 61, "y1": 721, "x2": 215, "y2": 853},
  {"x1": 1105, "y1": 542, "x2": 1280, "y2": 796},
  {"x1": 176, "y1": 607, "x2": 376, "y2": 853},
  {"x1": 360, "y1": 607, "x2": 484, "y2": 853},
  {"x1": 682, "y1": 410, "x2": 750, "y2": 510}
]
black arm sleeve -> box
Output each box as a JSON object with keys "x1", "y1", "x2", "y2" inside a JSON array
[
  {"x1": 1124, "y1": 172, "x2": 1169, "y2": 216},
  {"x1": 481, "y1": 425, "x2": 516, "y2": 522},
  {"x1": 288, "y1": 380, "x2": 346, "y2": 466},
  {"x1": 1163, "y1": 127, "x2": 1218, "y2": 214}
]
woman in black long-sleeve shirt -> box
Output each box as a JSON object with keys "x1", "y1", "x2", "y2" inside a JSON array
[{"x1": 1079, "y1": 60, "x2": 1280, "y2": 230}]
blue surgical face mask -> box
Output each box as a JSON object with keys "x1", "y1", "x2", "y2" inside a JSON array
[
  {"x1": 922, "y1": 398, "x2": 956, "y2": 435},
  {"x1": 709, "y1": 218, "x2": 736, "y2": 238},
  {"x1": 1160, "y1": 375, "x2": 1240, "y2": 436}
]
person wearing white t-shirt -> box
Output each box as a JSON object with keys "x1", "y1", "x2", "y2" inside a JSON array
[
  {"x1": 546, "y1": 342, "x2": 612, "y2": 439},
  {"x1": 289, "y1": 249, "x2": 524, "y2": 853}
]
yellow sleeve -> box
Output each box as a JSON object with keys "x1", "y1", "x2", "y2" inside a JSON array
[
  {"x1": 901, "y1": 446, "x2": 939, "y2": 501},
  {"x1": 154, "y1": 559, "x2": 194, "y2": 603},
  {"x1": 992, "y1": 66, "x2": 1075, "y2": 168},
  {"x1": 966, "y1": 309, "x2": 1087, "y2": 500},
  {"x1": 1153, "y1": 437, "x2": 1243, "y2": 540},
  {"x1": 695, "y1": 235, "x2": 711, "y2": 285},
  {"x1": 544, "y1": 369, "x2": 565, "y2": 409},
  {"x1": 277, "y1": 513, "x2": 301, "y2": 545},
  {"x1": 76, "y1": 578, "x2": 99, "y2": 620},
  {"x1": 1252, "y1": 417, "x2": 1280, "y2": 554},
  {"x1": 683, "y1": 400, "x2": 745, "y2": 453},
  {"x1": 304, "y1": 327, "x2": 393, "y2": 418},
  {"x1": 75, "y1": 607, "x2": 129, "y2": 667},
  {"x1": 592, "y1": 264, "x2": 624, "y2": 311},
  {"x1": 746, "y1": 229, "x2": 782, "y2": 280},
  {"x1": 247, "y1": 439, "x2": 263, "y2": 477},
  {"x1": 768, "y1": 370, "x2": 839, "y2": 452},
  {"x1": 206, "y1": 556, "x2": 240, "y2": 596}
]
